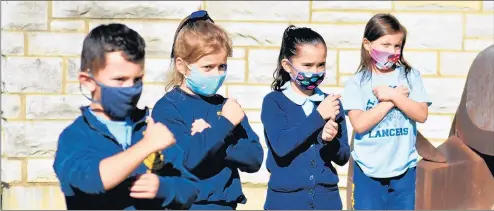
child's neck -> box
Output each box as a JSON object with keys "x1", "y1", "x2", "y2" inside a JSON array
[
  {"x1": 179, "y1": 83, "x2": 196, "y2": 96},
  {"x1": 290, "y1": 82, "x2": 314, "y2": 97},
  {"x1": 372, "y1": 65, "x2": 396, "y2": 75},
  {"x1": 89, "y1": 103, "x2": 112, "y2": 121}
]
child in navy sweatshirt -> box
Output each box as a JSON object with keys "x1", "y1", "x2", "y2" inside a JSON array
[
  {"x1": 151, "y1": 10, "x2": 264, "y2": 210},
  {"x1": 261, "y1": 25, "x2": 351, "y2": 210},
  {"x1": 52, "y1": 23, "x2": 198, "y2": 210}
]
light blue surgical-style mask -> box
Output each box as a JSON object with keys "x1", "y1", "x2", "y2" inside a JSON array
[
  {"x1": 81, "y1": 73, "x2": 143, "y2": 121},
  {"x1": 184, "y1": 64, "x2": 226, "y2": 97}
]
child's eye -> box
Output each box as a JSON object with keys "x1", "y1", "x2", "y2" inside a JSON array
[
  {"x1": 115, "y1": 77, "x2": 126, "y2": 81},
  {"x1": 134, "y1": 77, "x2": 143, "y2": 83},
  {"x1": 219, "y1": 64, "x2": 228, "y2": 71}
]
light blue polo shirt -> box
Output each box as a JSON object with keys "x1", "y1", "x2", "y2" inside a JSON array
[
  {"x1": 343, "y1": 66, "x2": 431, "y2": 178},
  {"x1": 281, "y1": 82, "x2": 325, "y2": 116},
  {"x1": 89, "y1": 109, "x2": 133, "y2": 150}
]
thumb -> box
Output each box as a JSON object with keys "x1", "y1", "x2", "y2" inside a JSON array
[{"x1": 146, "y1": 116, "x2": 155, "y2": 126}]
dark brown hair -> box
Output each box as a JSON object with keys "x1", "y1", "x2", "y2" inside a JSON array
[
  {"x1": 271, "y1": 25, "x2": 326, "y2": 91},
  {"x1": 80, "y1": 23, "x2": 146, "y2": 74},
  {"x1": 358, "y1": 13, "x2": 412, "y2": 83}
]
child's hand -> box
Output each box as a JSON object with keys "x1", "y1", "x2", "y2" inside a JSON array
[
  {"x1": 317, "y1": 94, "x2": 341, "y2": 120},
  {"x1": 395, "y1": 85, "x2": 410, "y2": 97},
  {"x1": 129, "y1": 173, "x2": 160, "y2": 199},
  {"x1": 143, "y1": 117, "x2": 176, "y2": 152},
  {"x1": 372, "y1": 86, "x2": 398, "y2": 102},
  {"x1": 191, "y1": 118, "x2": 211, "y2": 135},
  {"x1": 321, "y1": 120, "x2": 338, "y2": 142},
  {"x1": 222, "y1": 98, "x2": 245, "y2": 126}
]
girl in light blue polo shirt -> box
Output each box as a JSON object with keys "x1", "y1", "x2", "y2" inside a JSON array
[{"x1": 343, "y1": 13, "x2": 431, "y2": 210}]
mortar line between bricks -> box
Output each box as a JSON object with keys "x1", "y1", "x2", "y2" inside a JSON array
[
  {"x1": 23, "y1": 32, "x2": 29, "y2": 56},
  {"x1": 244, "y1": 48, "x2": 250, "y2": 83},
  {"x1": 19, "y1": 95, "x2": 27, "y2": 120},
  {"x1": 21, "y1": 158, "x2": 28, "y2": 185},
  {"x1": 479, "y1": 1, "x2": 483, "y2": 11},
  {"x1": 202, "y1": 0, "x2": 207, "y2": 10},
  {"x1": 84, "y1": 19, "x2": 90, "y2": 34},
  {"x1": 62, "y1": 57, "x2": 68, "y2": 93},
  {"x1": 311, "y1": 9, "x2": 394, "y2": 13},
  {"x1": 391, "y1": 0, "x2": 395, "y2": 10},
  {"x1": 336, "y1": 50, "x2": 341, "y2": 86},
  {"x1": 47, "y1": 1, "x2": 53, "y2": 31},
  {"x1": 462, "y1": 13, "x2": 467, "y2": 51},
  {"x1": 309, "y1": 0, "x2": 313, "y2": 23}
]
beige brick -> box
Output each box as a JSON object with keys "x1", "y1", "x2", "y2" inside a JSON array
[
  {"x1": 394, "y1": 1, "x2": 481, "y2": 11},
  {"x1": 28, "y1": 32, "x2": 85, "y2": 56},
  {"x1": 1, "y1": 1, "x2": 48, "y2": 30},
  {"x1": 1, "y1": 57, "x2": 63, "y2": 93},
  {"x1": 440, "y1": 52, "x2": 478, "y2": 76},
  {"x1": 417, "y1": 115, "x2": 452, "y2": 140},
  {"x1": 52, "y1": 1, "x2": 201, "y2": 19},
  {"x1": 207, "y1": 1, "x2": 309, "y2": 21},
  {"x1": 308, "y1": 24, "x2": 366, "y2": 49},
  {"x1": 66, "y1": 57, "x2": 81, "y2": 81},
  {"x1": 312, "y1": 11, "x2": 374, "y2": 23},
  {"x1": 394, "y1": 13, "x2": 463, "y2": 50},
  {"x1": 338, "y1": 50, "x2": 360, "y2": 74},
  {"x1": 26, "y1": 95, "x2": 90, "y2": 119},
  {"x1": 466, "y1": 14, "x2": 494, "y2": 38},
  {"x1": 250, "y1": 123, "x2": 266, "y2": 148},
  {"x1": 1, "y1": 158, "x2": 22, "y2": 183},
  {"x1": 248, "y1": 49, "x2": 279, "y2": 83},
  {"x1": 1, "y1": 32, "x2": 24, "y2": 55},
  {"x1": 423, "y1": 78, "x2": 466, "y2": 113},
  {"x1": 245, "y1": 110, "x2": 261, "y2": 123},
  {"x1": 225, "y1": 59, "x2": 246, "y2": 83},
  {"x1": 217, "y1": 85, "x2": 227, "y2": 97},
  {"x1": 232, "y1": 48, "x2": 246, "y2": 58},
  {"x1": 3, "y1": 121, "x2": 71, "y2": 157},
  {"x1": 338, "y1": 75, "x2": 353, "y2": 87},
  {"x1": 1, "y1": 185, "x2": 66, "y2": 210},
  {"x1": 239, "y1": 150, "x2": 269, "y2": 184},
  {"x1": 484, "y1": 1, "x2": 494, "y2": 11},
  {"x1": 1, "y1": 94, "x2": 21, "y2": 119},
  {"x1": 27, "y1": 159, "x2": 58, "y2": 182},
  {"x1": 65, "y1": 83, "x2": 91, "y2": 96},
  {"x1": 404, "y1": 51, "x2": 438, "y2": 75},
  {"x1": 464, "y1": 39, "x2": 494, "y2": 51},
  {"x1": 228, "y1": 85, "x2": 271, "y2": 109},
  {"x1": 312, "y1": 1, "x2": 392, "y2": 10},
  {"x1": 50, "y1": 20, "x2": 85, "y2": 31},
  {"x1": 322, "y1": 50, "x2": 338, "y2": 86},
  {"x1": 137, "y1": 85, "x2": 167, "y2": 109},
  {"x1": 144, "y1": 58, "x2": 171, "y2": 83},
  {"x1": 237, "y1": 186, "x2": 267, "y2": 210},
  {"x1": 217, "y1": 22, "x2": 288, "y2": 46},
  {"x1": 90, "y1": 20, "x2": 180, "y2": 57}
]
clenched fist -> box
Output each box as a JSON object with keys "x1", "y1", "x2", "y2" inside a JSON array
[
  {"x1": 130, "y1": 173, "x2": 160, "y2": 199},
  {"x1": 191, "y1": 118, "x2": 211, "y2": 136},
  {"x1": 317, "y1": 94, "x2": 341, "y2": 120},
  {"x1": 321, "y1": 120, "x2": 339, "y2": 142},
  {"x1": 221, "y1": 98, "x2": 245, "y2": 126},
  {"x1": 143, "y1": 117, "x2": 176, "y2": 152}
]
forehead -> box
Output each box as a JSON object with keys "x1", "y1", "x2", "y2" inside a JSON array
[
  {"x1": 293, "y1": 43, "x2": 327, "y2": 62},
  {"x1": 374, "y1": 33, "x2": 404, "y2": 44},
  {"x1": 96, "y1": 52, "x2": 143, "y2": 76},
  {"x1": 195, "y1": 50, "x2": 228, "y2": 64}
]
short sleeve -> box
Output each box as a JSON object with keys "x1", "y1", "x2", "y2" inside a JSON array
[
  {"x1": 343, "y1": 76, "x2": 364, "y2": 113},
  {"x1": 408, "y1": 69, "x2": 432, "y2": 106}
]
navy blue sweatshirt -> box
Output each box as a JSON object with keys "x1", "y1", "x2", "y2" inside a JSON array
[
  {"x1": 53, "y1": 106, "x2": 199, "y2": 210},
  {"x1": 151, "y1": 87, "x2": 264, "y2": 210},
  {"x1": 261, "y1": 91, "x2": 350, "y2": 210}
]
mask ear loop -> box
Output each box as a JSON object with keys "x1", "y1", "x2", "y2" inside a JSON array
[{"x1": 79, "y1": 70, "x2": 101, "y2": 104}]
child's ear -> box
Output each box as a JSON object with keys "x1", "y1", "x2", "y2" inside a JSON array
[
  {"x1": 78, "y1": 71, "x2": 97, "y2": 92},
  {"x1": 363, "y1": 38, "x2": 371, "y2": 52},
  {"x1": 281, "y1": 59, "x2": 293, "y2": 75},
  {"x1": 175, "y1": 57, "x2": 188, "y2": 76}
]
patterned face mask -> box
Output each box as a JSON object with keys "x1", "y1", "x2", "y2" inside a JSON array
[
  {"x1": 287, "y1": 60, "x2": 325, "y2": 90},
  {"x1": 369, "y1": 47, "x2": 401, "y2": 70},
  {"x1": 184, "y1": 63, "x2": 226, "y2": 96}
]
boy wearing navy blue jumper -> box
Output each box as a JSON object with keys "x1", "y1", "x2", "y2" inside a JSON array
[
  {"x1": 53, "y1": 23, "x2": 198, "y2": 210},
  {"x1": 152, "y1": 10, "x2": 264, "y2": 210},
  {"x1": 261, "y1": 25, "x2": 351, "y2": 210}
]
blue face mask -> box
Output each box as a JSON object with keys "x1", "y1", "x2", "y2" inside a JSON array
[
  {"x1": 82, "y1": 74, "x2": 143, "y2": 121},
  {"x1": 184, "y1": 64, "x2": 226, "y2": 96}
]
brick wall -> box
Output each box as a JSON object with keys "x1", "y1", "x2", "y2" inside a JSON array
[{"x1": 1, "y1": 1, "x2": 493, "y2": 210}]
